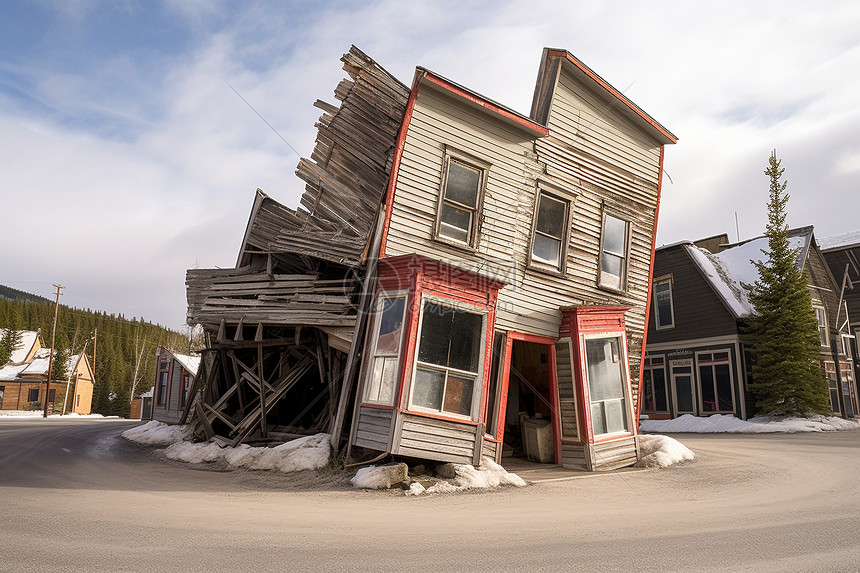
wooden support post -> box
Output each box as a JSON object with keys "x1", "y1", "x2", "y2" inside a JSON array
[
  {"x1": 228, "y1": 350, "x2": 245, "y2": 412},
  {"x1": 234, "y1": 317, "x2": 245, "y2": 342},
  {"x1": 257, "y1": 342, "x2": 267, "y2": 438},
  {"x1": 217, "y1": 319, "x2": 227, "y2": 343},
  {"x1": 254, "y1": 322, "x2": 264, "y2": 342}
]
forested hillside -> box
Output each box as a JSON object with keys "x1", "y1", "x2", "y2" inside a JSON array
[{"x1": 0, "y1": 289, "x2": 198, "y2": 417}]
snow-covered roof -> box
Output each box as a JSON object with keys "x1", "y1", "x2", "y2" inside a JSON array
[
  {"x1": 685, "y1": 229, "x2": 811, "y2": 319},
  {"x1": 21, "y1": 357, "x2": 50, "y2": 376},
  {"x1": 0, "y1": 363, "x2": 28, "y2": 381},
  {"x1": 3, "y1": 330, "x2": 39, "y2": 364},
  {"x1": 172, "y1": 352, "x2": 200, "y2": 376},
  {"x1": 819, "y1": 230, "x2": 860, "y2": 251}
]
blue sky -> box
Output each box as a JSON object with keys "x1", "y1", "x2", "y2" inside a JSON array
[{"x1": 2, "y1": 0, "x2": 859, "y2": 330}]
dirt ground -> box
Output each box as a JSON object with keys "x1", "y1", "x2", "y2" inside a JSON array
[{"x1": 2, "y1": 418, "x2": 859, "y2": 572}]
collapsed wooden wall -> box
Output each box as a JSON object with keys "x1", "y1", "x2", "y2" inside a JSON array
[{"x1": 184, "y1": 46, "x2": 410, "y2": 446}]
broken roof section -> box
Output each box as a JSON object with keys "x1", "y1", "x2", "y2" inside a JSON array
[
  {"x1": 187, "y1": 46, "x2": 410, "y2": 330},
  {"x1": 684, "y1": 227, "x2": 813, "y2": 318}
]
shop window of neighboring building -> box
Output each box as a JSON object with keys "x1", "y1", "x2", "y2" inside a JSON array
[
  {"x1": 642, "y1": 356, "x2": 669, "y2": 414},
  {"x1": 435, "y1": 155, "x2": 487, "y2": 247},
  {"x1": 697, "y1": 352, "x2": 733, "y2": 413},
  {"x1": 585, "y1": 336, "x2": 630, "y2": 436},
  {"x1": 598, "y1": 213, "x2": 630, "y2": 291},
  {"x1": 530, "y1": 191, "x2": 570, "y2": 271},
  {"x1": 363, "y1": 295, "x2": 408, "y2": 405},
  {"x1": 814, "y1": 307, "x2": 828, "y2": 347},
  {"x1": 48, "y1": 389, "x2": 56, "y2": 403},
  {"x1": 653, "y1": 277, "x2": 675, "y2": 330},
  {"x1": 824, "y1": 361, "x2": 840, "y2": 414},
  {"x1": 28, "y1": 388, "x2": 39, "y2": 402},
  {"x1": 411, "y1": 299, "x2": 486, "y2": 419},
  {"x1": 156, "y1": 357, "x2": 169, "y2": 406}
]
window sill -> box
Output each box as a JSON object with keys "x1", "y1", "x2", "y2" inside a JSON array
[
  {"x1": 431, "y1": 235, "x2": 478, "y2": 254},
  {"x1": 403, "y1": 408, "x2": 478, "y2": 426},
  {"x1": 596, "y1": 283, "x2": 628, "y2": 296},
  {"x1": 526, "y1": 260, "x2": 566, "y2": 279}
]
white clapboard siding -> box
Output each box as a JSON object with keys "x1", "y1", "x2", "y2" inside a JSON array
[
  {"x1": 393, "y1": 413, "x2": 478, "y2": 464},
  {"x1": 353, "y1": 406, "x2": 394, "y2": 452},
  {"x1": 588, "y1": 436, "x2": 639, "y2": 471}
]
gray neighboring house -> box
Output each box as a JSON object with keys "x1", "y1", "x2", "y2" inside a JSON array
[{"x1": 151, "y1": 346, "x2": 200, "y2": 424}]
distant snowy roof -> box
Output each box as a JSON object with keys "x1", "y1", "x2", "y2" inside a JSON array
[
  {"x1": 172, "y1": 352, "x2": 200, "y2": 376},
  {"x1": 819, "y1": 230, "x2": 860, "y2": 251},
  {"x1": 3, "y1": 330, "x2": 39, "y2": 364},
  {"x1": 0, "y1": 363, "x2": 28, "y2": 381},
  {"x1": 686, "y1": 230, "x2": 810, "y2": 319},
  {"x1": 21, "y1": 357, "x2": 50, "y2": 376}
]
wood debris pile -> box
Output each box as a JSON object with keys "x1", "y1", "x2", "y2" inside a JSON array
[{"x1": 183, "y1": 46, "x2": 409, "y2": 446}]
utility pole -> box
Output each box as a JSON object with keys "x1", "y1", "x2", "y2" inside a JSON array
[{"x1": 43, "y1": 284, "x2": 64, "y2": 418}]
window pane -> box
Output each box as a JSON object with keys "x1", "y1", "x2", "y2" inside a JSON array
[
  {"x1": 444, "y1": 161, "x2": 480, "y2": 208},
  {"x1": 375, "y1": 297, "x2": 405, "y2": 355},
  {"x1": 532, "y1": 234, "x2": 561, "y2": 266},
  {"x1": 604, "y1": 398, "x2": 629, "y2": 433},
  {"x1": 675, "y1": 375, "x2": 694, "y2": 412},
  {"x1": 716, "y1": 364, "x2": 733, "y2": 411},
  {"x1": 700, "y1": 366, "x2": 716, "y2": 411},
  {"x1": 653, "y1": 368, "x2": 668, "y2": 412},
  {"x1": 367, "y1": 356, "x2": 398, "y2": 403},
  {"x1": 643, "y1": 370, "x2": 655, "y2": 411},
  {"x1": 443, "y1": 374, "x2": 474, "y2": 416},
  {"x1": 603, "y1": 215, "x2": 627, "y2": 256},
  {"x1": 536, "y1": 194, "x2": 566, "y2": 238},
  {"x1": 591, "y1": 402, "x2": 607, "y2": 435},
  {"x1": 438, "y1": 203, "x2": 471, "y2": 243},
  {"x1": 418, "y1": 301, "x2": 482, "y2": 373},
  {"x1": 413, "y1": 367, "x2": 444, "y2": 411},
  {"x1": 655, "y1": 281, "x2": 673, "y2": 327},
  {"x1": 601, "y1": 253, "x2": 622, "y2": 288},
  {"x1": 585, "y1": 338, "x2": 625, "y2": 402}
]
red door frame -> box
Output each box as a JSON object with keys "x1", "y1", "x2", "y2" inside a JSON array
[{"x1": 495, "y1": 331, "x2": 561, "y2": 465}]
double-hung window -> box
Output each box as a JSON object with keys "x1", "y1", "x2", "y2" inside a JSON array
[
  {"x1": 364, "y1": 295, "x2": 408, "y2": 405},
  {"x1": 599, "y1": 213, "x2": 630, "y2": 291},
  {"x1": 641, "y1": 356, "x2": 669, "y2": 414},
  {"x1": 653, "y1": 277, "x2": 675, "y2": 329},
  {"x1": 435, "y1": 155, "x2": 486, "y2": 247},
  {"x1": 585, "y1": 336, "x2": 630, "y2": 436},
  {"x1": 411, "y1": 299, "x2": 485, "y2": 419},
  {"x1": 156, "y1": 357, "x2": 169, "y2": 406},
  {"x1": 530, "y1": 191, "x2": 570, "y2": 271}
]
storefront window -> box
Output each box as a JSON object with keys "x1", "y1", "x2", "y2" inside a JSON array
[{"x1": 364, "y1": 295, "x2": 407, "y2": 405}]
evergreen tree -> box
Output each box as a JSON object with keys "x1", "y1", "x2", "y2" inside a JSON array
[
  {"x1": 51, "y1": 346, "x2": 70, "y2": 382},
  {"x1": 0, "y1": 328, "x2": 24, "y2": 365},
  {"x1": 745, "y1": 151, "x2": 830, "y2": 415}
]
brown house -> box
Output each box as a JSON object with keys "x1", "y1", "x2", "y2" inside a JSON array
[
  {"x1": 185, "y1": 46, "x2": 675, "y2": 471},
  {"x1": 0, "y1": 350, "x2": 94, "y2": 414}
]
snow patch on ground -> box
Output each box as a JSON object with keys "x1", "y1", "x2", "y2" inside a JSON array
[
  {"x1": 121, "y1": 420, "x2": 190, "y2": 445},
  {"x1": 164, "y1": 433, "x2": 332, "y2": 474},
  {"x1": 638, "y1": 434, "x2": 695, "y2": 468},
  {"x1": 641, "y1": 413, "x2": 860, "y2": 434},
  {"x1": 354, "y1": 457, "x2": 526, "y2": 495}
]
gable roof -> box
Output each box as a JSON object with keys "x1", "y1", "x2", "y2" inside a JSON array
[
  {"x1": 159, "y1": 347, "x2": 200, "y2": 376},
  {"x1": 2, "y1": 330, "x2": 41, "y2": 365},
  {"x1": 682, "y1": 227, "x2": 813, "y2": 319},
  {"x1": 531, "y1": 49, "x2": 677, "y2": 145}
]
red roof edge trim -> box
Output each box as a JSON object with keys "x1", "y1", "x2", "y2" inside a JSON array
[
  {"x1": 420, "y1": 72, "x2": 549, "y2": 137},
  {"x1": 548, "y1": 50, "x2": 677, "y2": 144}
]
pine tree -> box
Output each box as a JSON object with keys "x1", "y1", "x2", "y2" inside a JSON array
[
  {"x1": 0, "y1": 328, "x2": 24, "y2": 365},
  {"x1": 745, "y1": 151, "x2": 830, "y2": 415}
]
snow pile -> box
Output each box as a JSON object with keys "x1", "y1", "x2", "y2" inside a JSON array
[
  {"x1": 121, "y1": 420, "x2": 189, "y2": 445},
  {"x1": 641, "y1": 413, "x2": 860, "y2": 434},
  {"x1": 350, "y1": 463, "x2": 408, "y2": 489},
  {"x1": 164, "y1": 433, "x2": 331, "y2": 474},
  {"x1": 355, "y1": 457, "x2": 526, "y2": 495},
  {"x1": 638, "y1": 434, "x2": 695, "y2": 468}
]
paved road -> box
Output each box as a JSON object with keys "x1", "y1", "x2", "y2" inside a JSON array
[{"x1": 1, "y1": 417, "x2": 859, "y2": 572}]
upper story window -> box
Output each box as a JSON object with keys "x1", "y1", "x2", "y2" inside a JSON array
[
  {"x1": 411, "y1": 299, "x2": 486, "y2": 419},
  {"x1": 530, "y1": 191, "x2": 571, "y2": 271},
  {"x1": 363, "y1": 295, "x2": 408, "y2": 405},
  {"x1": 599, "y1": 213, "x2": 631, "y2": 291},
  {"x1": 814, "y1": 307, "x2": 828, "y2": 347},
  {"x1": 653, "y1": 277, "x2": 675, "y2": 330},
  {"x1": 156, "y1": 356, "x2": 170, "y2": 406},
  {"x1": 435, "y1": 154, "x2": 487, "y2": 248}
]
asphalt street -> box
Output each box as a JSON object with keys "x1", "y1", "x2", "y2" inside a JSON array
[{"x1": 1, "y1": 417, "x2": 859, "y2": 572}]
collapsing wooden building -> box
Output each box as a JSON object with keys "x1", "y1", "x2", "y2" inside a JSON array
[{"x1": 186, "y1": 46, "x2": 676, "y2": 471}]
